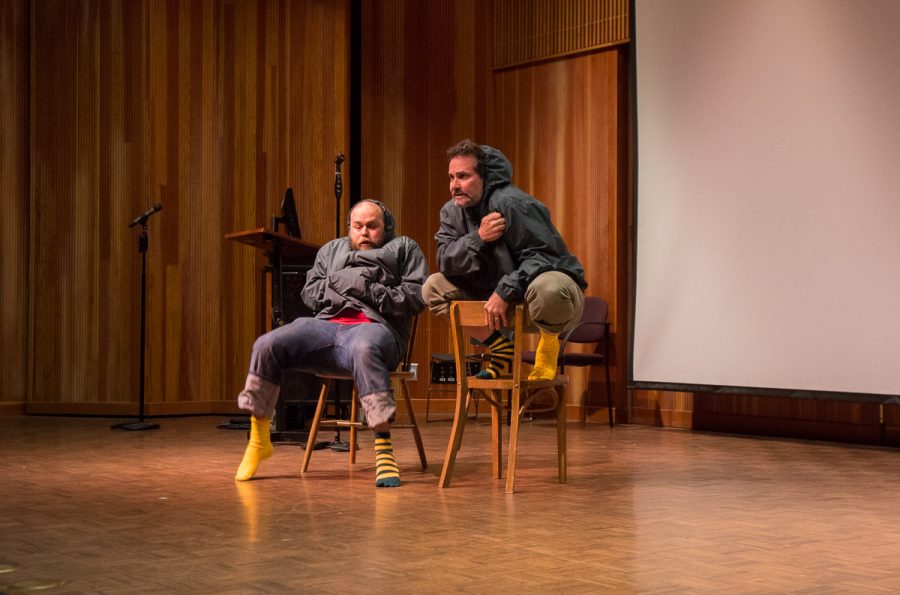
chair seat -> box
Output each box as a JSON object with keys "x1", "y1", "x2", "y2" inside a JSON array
[{"x1": 468, "y1": 374, "x2": 568, "y2": 390}]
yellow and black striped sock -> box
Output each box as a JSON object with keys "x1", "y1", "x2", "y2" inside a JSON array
[
  {"x1": 475, "y1": 331, "x2": 514, "y2": 379},
  {"x1": 374, "y1": 432, "x2": 401, "y2": 488}
]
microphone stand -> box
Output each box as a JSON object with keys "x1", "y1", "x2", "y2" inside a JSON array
[
  {"x1": 328, "y1": 154, "x2": 352, "y2": 452},
  {"x1": 334, "y1": 154, "x2": 344, "y2": 239},
  {"x1": 113, "y1": 208, "x2": 162, "y2": 431}
]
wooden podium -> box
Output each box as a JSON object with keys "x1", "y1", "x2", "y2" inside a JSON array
[
  {"x1": 225, "y1": 228, "x2": 320, "y2": 329},
  {"x1": 226, "y1": 228, "x2": 321, "y2": 441}
]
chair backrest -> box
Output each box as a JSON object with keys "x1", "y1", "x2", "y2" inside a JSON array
[
  {"x1": 449, "y1": 301, "x2": 537, "y2": 385},
  {"x1": 564, "y1": 297, "x2": 609, "y2": 344}
]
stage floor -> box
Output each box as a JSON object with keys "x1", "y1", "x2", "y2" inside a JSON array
[{"x1": 3, "y1": 414, "x2": 900, "y2": 593}]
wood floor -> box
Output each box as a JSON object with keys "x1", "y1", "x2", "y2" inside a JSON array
[{"x1": 4, "y1": 414, "x2": 900, "y2": 593}]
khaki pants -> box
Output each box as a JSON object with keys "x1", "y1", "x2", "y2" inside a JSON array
[{"x1": 422, "y1": 271, "x2": 584, "y2": 335}]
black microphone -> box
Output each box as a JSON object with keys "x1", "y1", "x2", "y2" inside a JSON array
[{"x1": 128, "y1": 203, "x2": 163, "y2": 228}]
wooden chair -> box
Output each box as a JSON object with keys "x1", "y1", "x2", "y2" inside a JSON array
[
  {"x1": 301, "y1": 317, "x2": 427, "y2": 473},
  {"x1": 438, "y1": 301, "x2": 568, "y2": 493}
]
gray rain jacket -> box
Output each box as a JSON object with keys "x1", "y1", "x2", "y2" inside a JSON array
[
  {"x1": 301, "y1": 204, "x2": 428, "y2": 353},
  {"x1": 435, "y1": 145, "x2": 587, "y2": 302}
]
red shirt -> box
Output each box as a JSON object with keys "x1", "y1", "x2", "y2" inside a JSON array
[{"x1": 329, "y1": 310, "x2": 372, "y2": 325}]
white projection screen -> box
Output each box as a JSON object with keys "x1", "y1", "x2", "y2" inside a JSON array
[{"x1": 631, "y1": 0, "x2": 900, "y2": 400}]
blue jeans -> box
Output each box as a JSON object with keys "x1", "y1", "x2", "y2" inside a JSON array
[{"x1": 249, "y1": 318, "x2": 400, "y2": 401}]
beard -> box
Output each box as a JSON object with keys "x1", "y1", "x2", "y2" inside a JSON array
[
  {"x1": 453, "y1": 191, "x2": 481, "y2": 208},
  {"x1": 349, "y1": 236, "x2": 383, "y2": 251}
]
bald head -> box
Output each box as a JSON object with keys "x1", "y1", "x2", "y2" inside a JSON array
[{"x1": 348, "y1": 201, "x2": 386, "y2": 250}]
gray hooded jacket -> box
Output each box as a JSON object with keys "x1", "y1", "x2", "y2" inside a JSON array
[
  {"x1": 435, "y1": 145, "x2": 587, "y2": 302},
  {"x1": 301, "y1": 200, "x2": 428, "y2": 353}
]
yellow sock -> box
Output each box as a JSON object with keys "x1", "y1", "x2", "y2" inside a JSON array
[
  {"x1": 374, "y1": 432, "x2": 401, "y2": 487},
  {"x1": 528, "y1": 331, "x2": 560, "y2": 381},
  {"x1": 235, "y1": 416, "x2": 274, "y2": 481}
]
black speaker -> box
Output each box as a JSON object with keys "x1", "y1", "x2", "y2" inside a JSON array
[
  {"x1": 271, "y1": 264, "x2": 317, "y2": 439},
  {"x1": 279, "y1": 370, "x2": 318, "y2": 432},
  {"x1": 431, "y1": 359, "x2": 482, "y2": 383},
  {"x1": 280, "y1": 265, "x2": 313, "y2": 323}
]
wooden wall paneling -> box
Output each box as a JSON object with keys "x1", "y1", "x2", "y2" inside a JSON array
[
  {"x1": 359, "y1": 0, "x2": 492, "y2": 417},
  {"x1": 489, "y1": 48, "x2": 626, "y2": 422},
  {"x1": 0, "y1": 0, "x2": 29, "y2": 412},
  {"x1": 631, "y1": 385, "x2": 892, "y2": 444},
  {"x1": 881, "y1": 404, "x2": 900, "y2": 446},
  {"x1": 362, "y1": 0, "x2": 446, "y2": 408},
  {"x1": 492, "y1": 0, "x2": 629, "y2": 70},
  {"x1": 415, "y1": 0, "x2": 494, "y2": 403},
  {"x1": 359, "y1": 1, "x2": 624, "y2": 422},
  {"x1": 692, "y1": 392, "x2": 884, "y2": 445},
  {"x1": 31, "y1": 0, "x2": 102, "y2": 408},
  {"x1": 631, "y1": 389, "x2": 696, "y2": 428},
  {"x1": 22, "y1": 0, "x2": 880, "y2": 441},
  {"x1": 28, "y1": 0, "x2": 349, "y2": 414}
]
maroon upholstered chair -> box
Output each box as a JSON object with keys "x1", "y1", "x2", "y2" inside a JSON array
[{"x1": 523, "y1": 296, "x2": 614, "y2": 427}]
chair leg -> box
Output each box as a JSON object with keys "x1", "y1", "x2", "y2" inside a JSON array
[
  {"x1": 605, "y1": 361, "x2": 615, "y2": 427},
  {"x1": 490, "y1": 389, "x2": 503, "y2": 479},
  {"x1": 462, "y1": 391, "x2": 475, "y2": 439},
  {"x1": 556, "y1": 384, "x2": 567, "y2": 484},
  {"x1": 301, "y1": 382, "x2": 330, "y2": 472},
  {"x1": 400, "y1": 378, "x2": 428, "y2": 470},
  {"x1": 439, "y1": 384, "x2": 470, "y2": 488},
  {"x1": 505, "y1": 386, "x2": 522, "y2": 494},
  {"x1": 349, "y1": 388, "x2": 359, "y2": 464}
]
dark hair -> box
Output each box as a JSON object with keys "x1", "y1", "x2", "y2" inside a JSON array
[{"x1": 447, "y1": 139, "x2": 487, "y2": 179}]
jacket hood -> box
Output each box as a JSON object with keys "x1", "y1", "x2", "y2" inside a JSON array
[
  {"x1": 480, "y1": 145, "x2": 513, "y2": 191},
  {"x1": 348, "y1": 198, "x2": 396, "y2": 242}
]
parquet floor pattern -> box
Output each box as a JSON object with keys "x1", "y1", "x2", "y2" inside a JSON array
[{"x1": 4, "y1": 415, "x2": 900, "y2": 593}]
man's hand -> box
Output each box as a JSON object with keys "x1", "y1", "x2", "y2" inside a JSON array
[
  {"x1": 478, "y1": 212, "x2": 506, "y2": 243},
  {"x1": 484, "y1": 292, "x2": 509, "y2": 330}
]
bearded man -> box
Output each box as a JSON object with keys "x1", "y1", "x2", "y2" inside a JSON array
[
  {"x1": 235, "y1": 200, "x2": 427, "y2": 487},
  {"x1": 423, "y1": 140, "x2": 587, "y2": 381}
]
